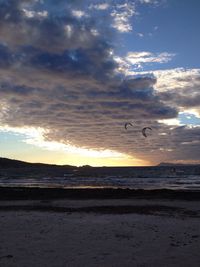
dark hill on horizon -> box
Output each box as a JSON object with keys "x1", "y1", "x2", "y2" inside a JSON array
[
  {"x1": 0, "y1": 157, "x2": 77, "y2": 178},
  {"x1": 0, "y1": 157, "x2": 75, "y2": 169},
  {"x1": 158, "y1": 162, "x2": 200, "y2": 167},
  {"x1": 1, "y1": 157, "x2": 200, "y2": 169}
]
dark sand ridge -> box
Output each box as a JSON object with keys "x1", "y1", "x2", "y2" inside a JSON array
[{"x1": 0, "y1": 187, "x2": 200, "y2": 200}]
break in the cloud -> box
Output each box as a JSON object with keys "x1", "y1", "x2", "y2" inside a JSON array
[{"x1": 0, "y1": 0, "x2": 200, "y2": 165}]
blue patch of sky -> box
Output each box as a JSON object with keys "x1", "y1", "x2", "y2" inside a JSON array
[
  {"x1": 178, "y1": 113, "x2": 200, "y2": 126},
  {"x1": 0, "y1": 131, "x2": 66, "y2": 164},
  {"x1": 1, "y1": 132, "x2": 26, "y2": 148},
  {"x1": 0, "y1": 132, "x2": 41, "y2": 158},
  {"x1": 116, "y1": 0, "x2": 200, "y2": 71}
]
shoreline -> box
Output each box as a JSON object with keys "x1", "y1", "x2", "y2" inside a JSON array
[{"x1": 0, "y1": 186, "x2": 200, "y2": 200}]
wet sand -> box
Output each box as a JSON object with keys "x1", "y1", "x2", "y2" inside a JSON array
[
  {"x1": 0, "y1": 188, "x2": 200, "y2": 267},
  {"x1": 1, "y1": 187, "x2": 200, "y2": 200}
]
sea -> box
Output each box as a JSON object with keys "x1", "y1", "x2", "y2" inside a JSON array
[{"x1": 0, "y1": 166, "x2": 200, "y2": 190}]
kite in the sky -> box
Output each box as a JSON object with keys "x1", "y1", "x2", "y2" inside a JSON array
[
  {"x1": 124, "y1": 122, "x2": 134, "y2": 130},
  {"x1": 142, "y1": 127, "x2": 152, "y2": 137}
]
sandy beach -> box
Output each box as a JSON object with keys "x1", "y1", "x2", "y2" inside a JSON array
[{"x1": 0, "y1": 188, "x2": 200, "y2": 267}]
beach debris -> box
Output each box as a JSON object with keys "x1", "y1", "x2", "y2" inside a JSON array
[
  {"x1": 124, "y1": 122, "x2": 134, "y2": 130},
  {"x1": 142, "y1": 127, "x2": 152, "y2": 137}
]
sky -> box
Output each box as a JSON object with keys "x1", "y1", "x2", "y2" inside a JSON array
[{"x1": 0, "y1": 0, "x2": 200, "y2": 166}]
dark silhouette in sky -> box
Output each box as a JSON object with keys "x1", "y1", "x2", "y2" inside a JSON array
[
  {"x1": 142, "y1": 127, "x2": 152, "y2": 138},
  {"x1": 124, "y1": 122, "x2": 134, "y2": 130}
]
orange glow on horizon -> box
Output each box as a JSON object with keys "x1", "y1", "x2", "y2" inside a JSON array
[{"x1": 0, "y1": 126, "x2": 151, "y2": 167}]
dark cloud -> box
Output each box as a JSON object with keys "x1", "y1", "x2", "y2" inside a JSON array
[
  {"x1": 0, "y1": 0, "x2": 22, "y2": 23},
  {"x1": 160, "y1": 89, "x2": 200, "y2": 109},
  {"x1": 0, "y1": 0, "x2": 110, "y2": 52},
  {"x1": 0, "y1": 44, "x2": 14, "y2": 67}
]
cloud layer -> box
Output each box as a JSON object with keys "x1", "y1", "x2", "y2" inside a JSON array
[{"x1": 0, "y1": 0, "x2": 200, "y2": 164}]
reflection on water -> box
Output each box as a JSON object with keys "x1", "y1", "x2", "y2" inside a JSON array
[{"x1": 0, "y1": 175, "x2": 200, "y2": 190}]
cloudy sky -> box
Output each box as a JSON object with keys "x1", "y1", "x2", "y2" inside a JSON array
[{"x1": 0, "y1": 0, "x2": 200, "y2": 166}]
